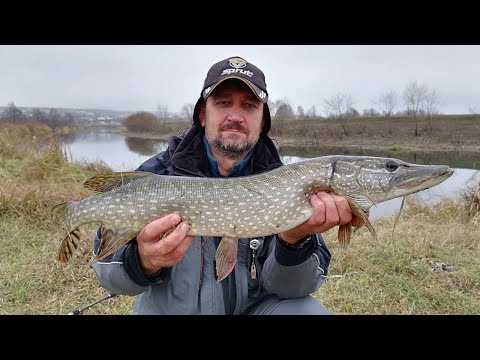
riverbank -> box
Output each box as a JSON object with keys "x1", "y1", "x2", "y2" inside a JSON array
[
  {"x1": 0, "y1": 123, "x2": 479, "y2": 314},
  {"x1": 118, "y1": 114, "x2": 480, "y2": 154},
  {"x1": 118, "y1": 115, "x2": 480, "y2": 169}
]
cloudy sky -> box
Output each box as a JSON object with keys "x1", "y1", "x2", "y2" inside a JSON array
[{"x1": 1, "y1": 45, "x2": 479, "y2": 115}]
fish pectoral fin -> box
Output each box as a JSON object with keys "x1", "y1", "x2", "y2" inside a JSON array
[
  {"x1": 345, "y1": 196, "x2": 378, "y2": 241},
  {"x1": 349, "y1": 194, "x2": 375, "y2": 210},
  {"x1": 83, "y1": 171, "x2": 154, "y2": 193},
  {"x1": 94, "y1": 227, "x2": 138, "y2": 261},
  {"x1": 338, "y1": 223, "x2": 352, "y2": 250},
  {"x1": 215, "y1": 236, "x2": 239, "y2": 282},
  {"x1": 58, "y1": 228, "x2": 81, "y2": 263}
]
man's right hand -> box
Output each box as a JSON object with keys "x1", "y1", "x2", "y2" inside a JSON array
[{"x1": 136, "y1": 213, "x2": 194, "y2": 275}]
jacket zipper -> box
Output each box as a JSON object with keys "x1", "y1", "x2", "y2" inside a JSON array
[{"x1": 249, "y1": 239, "x2": 260, "y2": 280}]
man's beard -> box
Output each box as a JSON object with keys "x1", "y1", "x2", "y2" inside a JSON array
[{"x1": 207, "y1": 124, "x2": 257, "y2": 159}]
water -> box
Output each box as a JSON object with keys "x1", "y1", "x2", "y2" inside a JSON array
[{"x1": 63, "y1": 131, "x2": 479, "y2": 220}]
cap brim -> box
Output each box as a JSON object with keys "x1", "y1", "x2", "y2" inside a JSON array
[{"x1": 203, "y1": 76, "x2": 268, "y2": 103}]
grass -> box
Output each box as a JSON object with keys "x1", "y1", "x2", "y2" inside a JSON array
[
  {"x1": 0, "y1": 122, "x2": 479, "y2": 314},
  {"x1": 270, "y1": 115, "x2": 480, "y2": 154},
  {"x1": 315, "y1": 198, "x2": 480, "y2": 314},
  {"x1": 385, "y1": 145, "x2": 405, "y2": 153}
]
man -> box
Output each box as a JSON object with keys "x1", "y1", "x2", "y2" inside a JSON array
[{"x1": 92, "y1": 56, "x2": 361, "y2": 314}]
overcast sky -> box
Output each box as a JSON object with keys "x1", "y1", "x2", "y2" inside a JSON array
[{"x1": 1, "y1": 45, "x2": 479, "y2": 115}]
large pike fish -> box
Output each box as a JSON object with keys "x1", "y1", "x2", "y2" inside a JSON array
[{"x1": 53, "y1": 156, "x2": 453, "y2": 281}]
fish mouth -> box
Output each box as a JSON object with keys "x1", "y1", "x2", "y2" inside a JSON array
[{"x1": 396, "y1": 165, "x2": 454, "y2": 192}]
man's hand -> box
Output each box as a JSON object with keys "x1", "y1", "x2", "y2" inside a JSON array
[
  {"x1": 137, "y1": 213, "x2": 194, "y2": 275},
  {"x1": 279, "y1": 191, "x2": 367, "y2": 244}
]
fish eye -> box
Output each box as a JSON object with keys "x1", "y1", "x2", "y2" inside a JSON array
[{"x1": 386, "y1": 160, "x2": 399, "y2": 172}]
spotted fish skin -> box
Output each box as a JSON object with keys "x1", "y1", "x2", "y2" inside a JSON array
[{"x1": 53, "y1": 155, "x2": 453, "y2": 280}]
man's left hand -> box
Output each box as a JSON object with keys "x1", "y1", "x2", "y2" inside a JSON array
[{"x1": 279, "y1": 191, "x2": 367, "y2": 244}]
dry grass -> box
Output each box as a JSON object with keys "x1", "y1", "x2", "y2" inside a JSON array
[
  {"x1": 314, "y1": 198, "x2": 480, "y2": 314},
  {"x1": 462, "y1": 181, "x2": 480, "y2": 221},
  {"x1": 1, "y1": 122, "x2": 478, "y2": 314}
]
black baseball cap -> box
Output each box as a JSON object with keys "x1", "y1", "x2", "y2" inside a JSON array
[{"x1": 192, "y1": 56, "x2": 272, "y2": 134}]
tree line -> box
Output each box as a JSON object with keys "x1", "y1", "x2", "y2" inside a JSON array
[
  {"x1": 0, "y1": 102, "x2": 75, "y2": 128},
  {"x1": 3, "y1": 80, "x2": 477, "y2": 136}
]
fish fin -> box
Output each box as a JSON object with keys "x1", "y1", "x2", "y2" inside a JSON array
[
  {"x1": 349, "y1": 194, "x2": 376, "y2": 210},
  {"x1": 57, "y1": 228, "x2": 81, "y2": 263},
  {"x1": 83, "y1": 171, "x2": 154, "y2": 193},
  {"x1": 52, "y1": 201, "x2": 76, "y2": 221},
  {"x1": 94, "y1": 227, "x2": 138, "y2": 261},
  {"x1": 53, "y1": 201, "x2": 81, "y2": 263},
  {"x1": 215, "y1": 236, "x2": 239, "y2": 282},
  {"x1": 345, "y1": 197, "x2": 378, "y2": 241},
  {"x1": 338, "y1": 223, "x2": 352, "y2": 250}
]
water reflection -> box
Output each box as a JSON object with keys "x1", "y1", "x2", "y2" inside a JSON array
[
  {"x1": 125, "y1": 137, "x2": 168, "y2": 156},
  {"x1": 62, "y1": 130, "x2": 119, "y2": 145}
]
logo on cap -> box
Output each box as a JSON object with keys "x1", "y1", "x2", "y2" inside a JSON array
[
  {"x1": 228, "y1": 57, "x2": 247, "y2": 69},
  {"x1": 221, "y1": 57, "x2": 253, "y2": 77}
]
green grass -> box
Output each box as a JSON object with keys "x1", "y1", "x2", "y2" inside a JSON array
[{"x1": 385, "y1": 145, "x2": 405, "y2": 153}]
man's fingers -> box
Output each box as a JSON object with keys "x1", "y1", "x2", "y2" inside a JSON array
[
  {"x1": 168, "y1": 235, "x2": 195, "y2": 262},
  {"x1": 156, "y1": 222, "x2": 191, "y2": 254},
  {"x1": 331, "y1": 194, "x2": 353, "y2": 225},
  {"x1": 138, "y1": 213, "x2": 181, "y2": 243},
  {"x1": 315, "y1": 192, "x2": 339, "y2": 227},
  {"x1": 309, "y1": 193, "x2": 326, "y2": 225}
]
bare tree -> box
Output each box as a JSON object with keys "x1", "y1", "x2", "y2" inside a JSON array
[
  {"x1": 422, "y1": 89, "x2": 441, "y2": 132},
  {"x1": 323, "y1": 93, "x2": 355, "y2": 136},
  {"x1": 157, "y1": 104, "x2": 169, "y2": 123},
  {"x1": 362, "y1": 108, "x2": 379, "y2": 117},
  {"x1": 323, "y1": 93, "x2": 355, "y2": 119},
  {"x1": 181, "y1": 103, "x2": 195, "y2": 120},
  {"x1": 47, "y1": 108, "x2": 62, "y2": 128},
  {"x1": 1, "y1": 102, "x2": 24, "y2": 123},
  {"x1": 63, "y1": 112, "x2": 75, "y2": 125},
  {"x1": 296, "y1": 105, "x2": 305, "y2": 120},
  {"x1": 268, "y1": 98, "x2": 294, "y2": 137},
  {"x1": 468, "y1": 105, "x2": 477, "y2": 114},
  {"x1": 32, "y1": 108, "x2": 47, "y2": 122},
  {"x1": 402, "y1": 81, "x2": 429, "y2": 136},
  {"x1": 345, "y1": 107, "x2": 360, "y2": 118},
  {"x1": 267, "y1": 99, "x2": 278, "y2": 118},
  {"x1": 376, "y1": 90, "x2": 397, "y2": 117},
  {"x1": 423, "y1": 89, "x2": 440, "y2": 116},
  {"x1": 403, "y1": 81, "x2": 429, "y2": 116},
  {"x1": 274, "y1": 98, "x2": 295, "y2": 120},
  {"x1": 305, "y1": 105, "x2": 317, "y2": 118}
]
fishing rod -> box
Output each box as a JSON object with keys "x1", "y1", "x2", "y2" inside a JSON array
[{"x1": 67, "y1": 293, "x2": 117, "y2": 315}]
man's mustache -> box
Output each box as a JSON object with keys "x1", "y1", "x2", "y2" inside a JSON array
[{"x1": 221, "y1": 124, "x2": 248, "y2": 133}]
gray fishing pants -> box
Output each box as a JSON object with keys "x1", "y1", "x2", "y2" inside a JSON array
[{"x1": 246, "y1": 295, "x2": 331, "y2": 315}]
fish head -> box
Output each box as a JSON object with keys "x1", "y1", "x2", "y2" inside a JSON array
[{"x1": 331, "y1": 156, "x2": 454, "y2": 210}]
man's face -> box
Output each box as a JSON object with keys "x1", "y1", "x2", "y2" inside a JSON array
[{"x1": 199, "y1": 79, "x2": 264, "y2": 159}]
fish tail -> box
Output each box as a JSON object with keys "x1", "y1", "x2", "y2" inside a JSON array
[
  {"x1": 215, "y1": 236, "x2": 239, "y2": 282},
  {"x1": 52, "y1": 201, "x2": 80, "y2": 263},
  {"x1": 58, "y1": 228, "x2": 81, "y2": 263}
]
